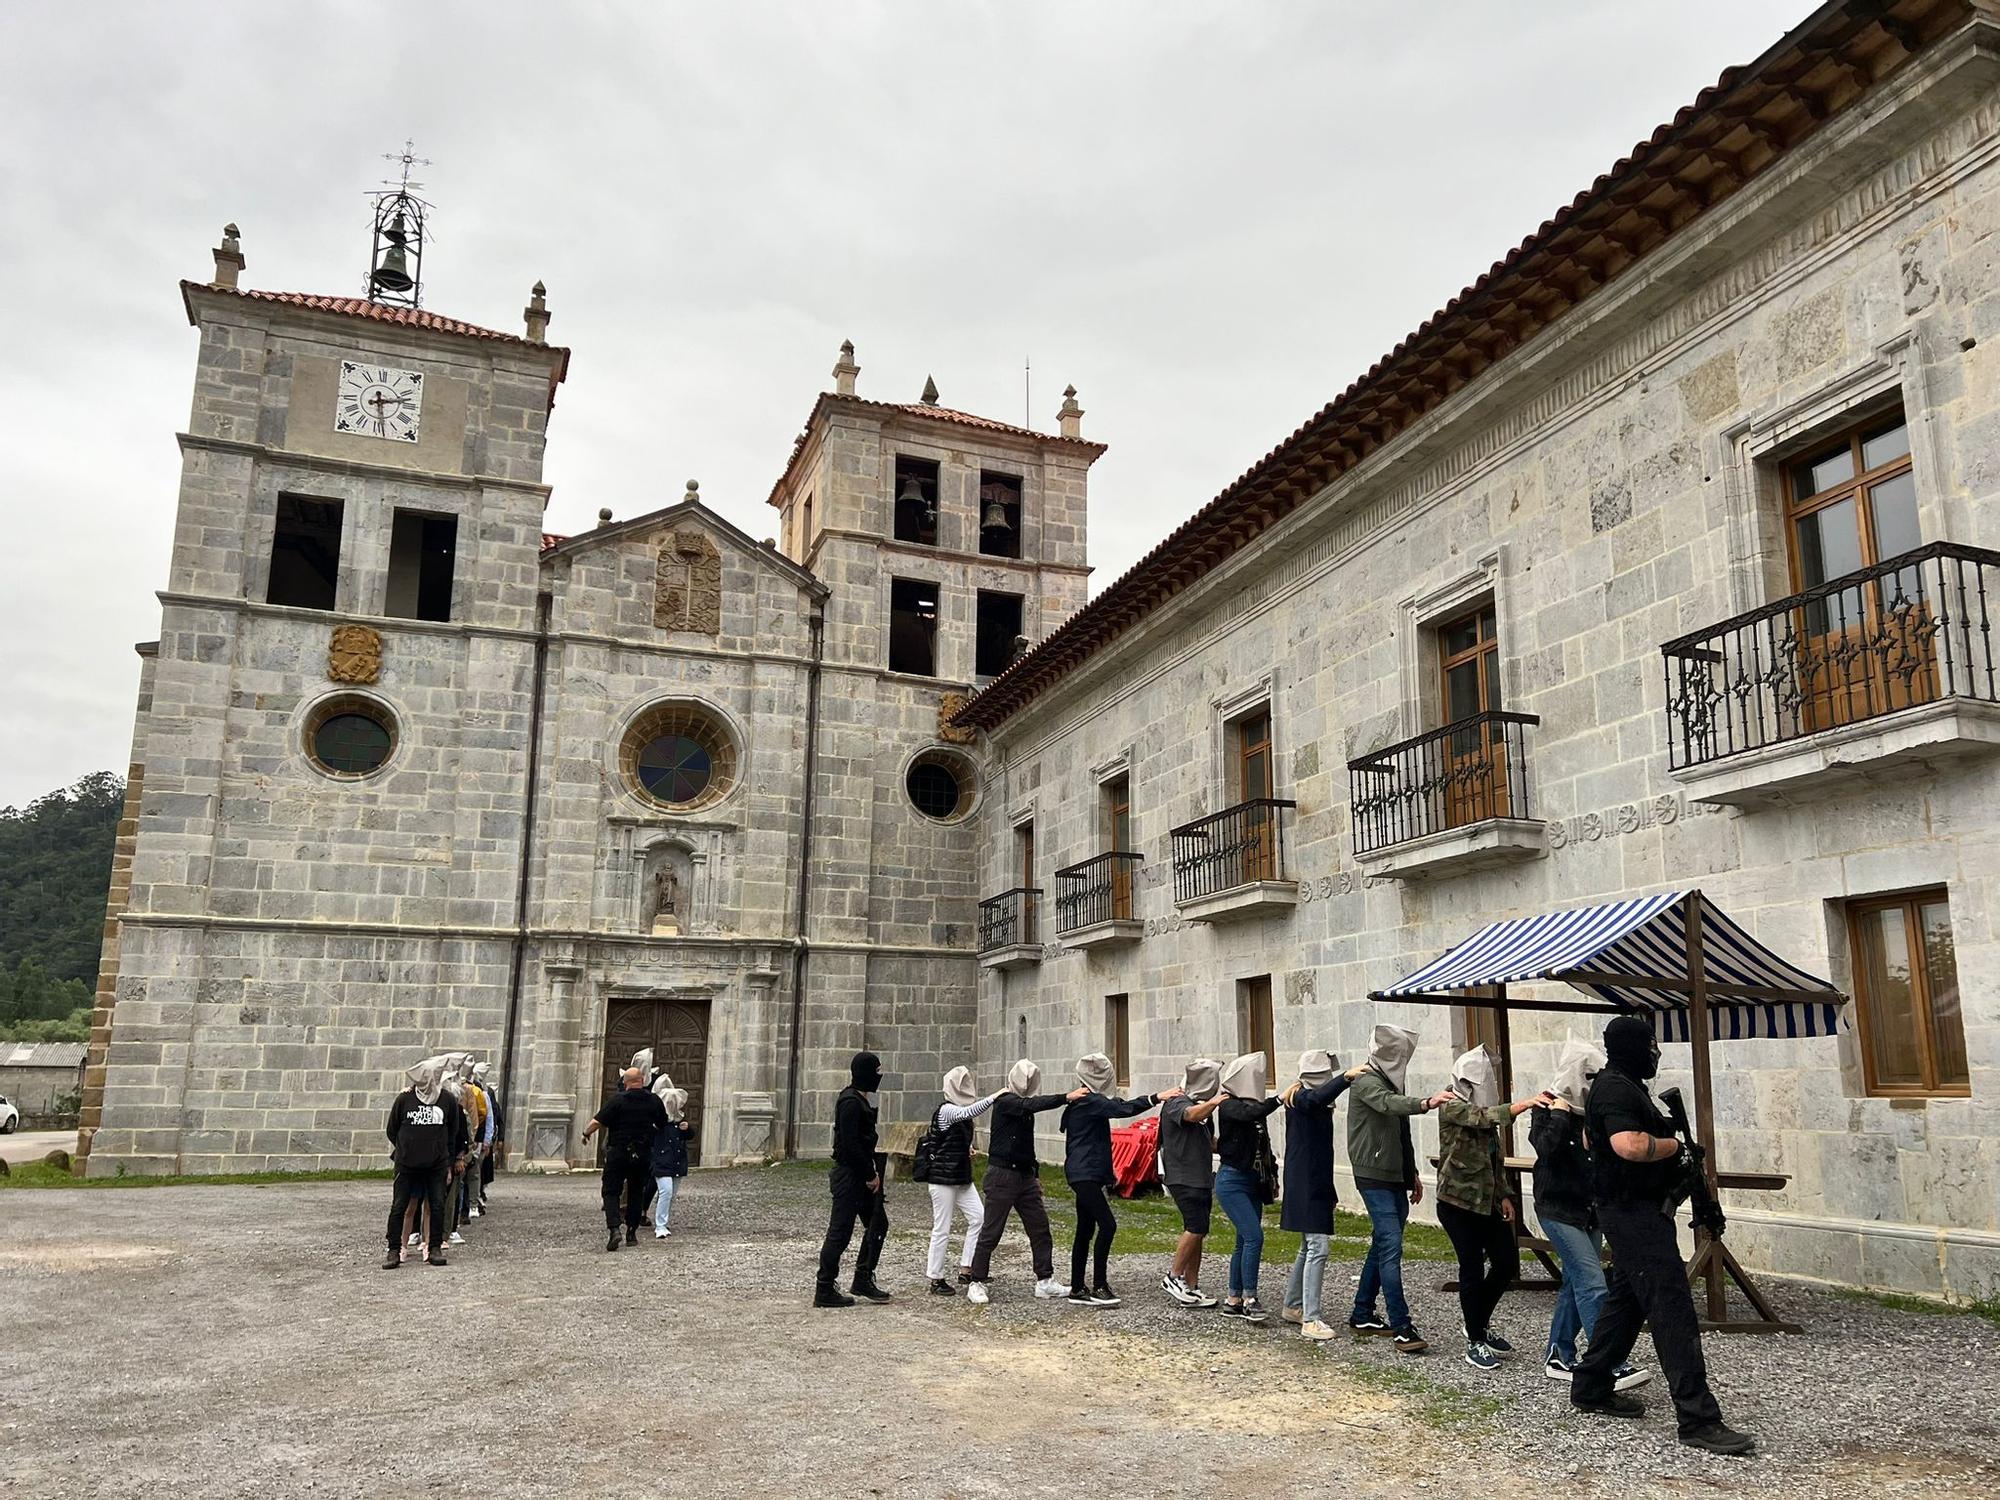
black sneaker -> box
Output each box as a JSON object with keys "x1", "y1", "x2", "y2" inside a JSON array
[
  {"x1": 1067, "y1": 1287, "x2": 1096, "y2": 1305},
  {"x1": 1348, "y1": 1313, "x2": 1392, "y2": 1336},
  {"x1": 930, "y1": 1278, "x2": 957, "y2": 1296},
  {"x1": 1239, "y1": 1297, "x2": 1270, "y2": 1324},
  {"x1": 957, "y1": 1270, "x2": 974, "y2": 1284},
  {"x1": 1088, "y1": 1286, "x2": 1122, "y2": 1307},
  {"x1": 851, "y1": 1279, "x2": 892, "y2": 1303},
  {"x1": 814, "y1": 1284, "x2": 855, "y2": 1309},
  {"x1": 380, "y1": 1249, "x2": 400, "y2": 1270},
  {"x1": 1574, "y1": 1393, "x2": 1646, "y2": 1419},
  {"x1": 1464, "y1": 1340, "x2": 1501, "y2": 1371},
  {"x1": 1393, "y1": 1326, "x2": 1428, "y2": 1355},
  {"x1": 606, "y1": 1228, "x2": 620, "y2": 1252},
  {"x1": 1679, "y1": 1422, "x2": 1756, "y2": 1456},
  {"x1": 1480, "y1": 1329, "x2": 1515, "y2": 1357},
  {"x1": 1220, "y1": 1301, "x2": 1246, "y2": 1318}
]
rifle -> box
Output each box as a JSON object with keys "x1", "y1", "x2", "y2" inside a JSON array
[{"x1": 1658, "y1": 1085, "x2": 1726, "y2": 1237}]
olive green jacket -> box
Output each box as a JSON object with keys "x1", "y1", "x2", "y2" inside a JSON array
[
  {"x1": 1345, "y1": 1068, "x2": 1429, "y2": 1188},
  {"x1": 1436, "y1": 1099, "x2": 1514, "y2": 1216}
]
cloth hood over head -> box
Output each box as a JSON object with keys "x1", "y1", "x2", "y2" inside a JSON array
[
  {"x1": 1451, "y1": 1045, "x2": 1502, "y2": 1108},
  {"x1": 1075, "y1": 1053, "x2": 1116, "y2": 1096},
  {"x1": 1219, "y1": 1052, "x2": 1267, "y2": 1099},
  {"x1": 1604, "y1": 1015, "x2": 1660, "y2": 1081},
  {"x1": 1550, "y1": 1037, "x2": 1606, "y2": 1108},
  {"x1": 656, "y1": 1086, "x2": 688, "y2": 1123},
  {"x1": 649, "y1": 1069, "x2": 678, "y2": 1099},
  {"x1": 1297, "y1": 1049, "x2": 1336, "y2": 1087},
  {"x1": 630, "y1": 1048, "x2": 655, "y2": 1083},
  {"x1": 1006, "y1": 1059, "x2": 1042, "y2": 1097},
  {"x1": 1367, "y1": 1024, "x2": 1419, "y2": 1092},
  {"x1": 406, "y1": 1056, "x2": 449, "y2": 1106},
  {"x1": 849, "y1": 1051, "x2": 883, "y2": 1093},
  {"x1": 471, "y1": 1060, "x2": 489, "y2": 1084},
  {"x1": 1182, "y1": 1057, "x2": 1221, "y2": 1101},
  {"x1": 942, "y1": 1066, "x2": 978, "y2": 1107}
]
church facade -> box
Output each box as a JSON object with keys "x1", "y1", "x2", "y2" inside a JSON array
[{"x1": 84, "y1": 0, "x2": 1999, "y2": 1300}]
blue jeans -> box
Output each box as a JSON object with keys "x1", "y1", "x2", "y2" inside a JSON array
[
  {"x1": 1352, "y1": 1185, "x2": 1411, "y2": 1330},
  {"x1": 1214, "y1": 1166, "x2": 1265, "y2": 1297},
  {"x1": 1285, "y1": 1233, "x2": 1330, "y2": 1324},
  {"x1": 1543, "y1": 1217, "x2": 1607, "y2": 1362},
  {"x1": 652, "y1": 1175, "x2": 679, "y2": 1234}
]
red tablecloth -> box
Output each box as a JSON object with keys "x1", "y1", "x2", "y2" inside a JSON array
[{"x1": 1110, "y1": 1117, "x2": 1159, "y2": 1198}]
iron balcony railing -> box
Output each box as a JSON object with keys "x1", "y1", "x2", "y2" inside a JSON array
[
  {"x1": 1054, "y1": 851, "x2": 1144, "y2": 933},
  {"x1": 1169, "y1": 799, "x2": 1297, "y2": 903},
  {"x1": 978, "y1": 887, "x2": 1041, "y2": 951},
  {"x1": 1661, "y1": 542, "x2": 2000, "y2": 771},
  {"x1": 1347, "y1": 710, "x2": 1541, "y2": 855}
]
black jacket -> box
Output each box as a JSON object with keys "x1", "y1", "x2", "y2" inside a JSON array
[
  {"x1": 1279, "y1": 1074, "x2": 1353, "y2": 1233},
  {"x1": 386, "y1": 1089, "x2": 468, "y2": 1172},
  {"x1": 924, "y1": 1106, "x2": 976, "y2": 1187},
  {"x1": 986, "y1": 1091, "x2": 1069, "y2": 1174},
  {"x1": 1585, "y1": 1067, "x2": 1679, "y2": 1208},
  {"x1": 830, "y1": 1086, "x2": 881, "y2": 1185},
  {"x1": 1528, "y1": 1105, "x2": 1593, "y2": 1230},
  {"x1": 594, "y1": 1087, "x2": 667, "y2": 1160},
  {"x1": 1216, "y1": 1096, "x2": 1281, "y2": 1175},
  {"x1": 1059, "y1": 1091, "x2": 1156, "y2": 1186},
  {"x1": 650, "y1": 1119, "x2": 696, "y2": 1179}
]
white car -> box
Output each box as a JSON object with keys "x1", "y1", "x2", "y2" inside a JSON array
[{"x1": 0, "y1": 1095, "x2": 17, "y2": 1133}]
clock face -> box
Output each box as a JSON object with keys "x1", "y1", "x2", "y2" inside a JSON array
[{"x1": 334, "y1": 360, "x2": 424, "y2": 443}]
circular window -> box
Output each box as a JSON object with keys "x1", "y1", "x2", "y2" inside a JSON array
[
  {"x1": 906, "y1": 748, "x2": 976, "y2": 822},
  {"x1": 621, "y1": 702, "x2": 737, "y2": 811},
  {"x1": 305, "y1": 696, "x2": 397, "y2": 778}
]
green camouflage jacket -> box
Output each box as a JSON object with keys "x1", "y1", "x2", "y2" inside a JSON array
[{"x1": 1435, "y1": 1099, "x2": 1513, "y2": 1216}]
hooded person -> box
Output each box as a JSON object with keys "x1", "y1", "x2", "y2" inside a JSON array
[
  {"x1": 1058, "y1": 1054, "x2": 1180, "y2": 1307},
  {"x1": 1211, "y1": 1052, "x2": 1282, "y2": 1321},
  {"x1": 1345, "y1": 1023, "x2": 1444, "y2": 1352},
  {"x1": 1158, "y1": 1057, "x2": 1226, "y2": 1309},
  {"x1": 581, "y1": 1058, "x2": 669, "y2": 1252},
  {"x1": 1530, "y1": 1037, "x2": 1647, "y2": 1392},
  {"x1": 1278, "y1": 1048, "x2": 1356, "y2": 1338},
  {"x1": 815, "y1": 1051, "x2": 892, "y2": 1306},
  {"x1": 919, "y1": 1065, "x2": 1004, "y2": 1296},
  {"x1": 1434, "y1": 1042, "x2": 1549, "y2": 1368},
  {"x1": 451, "y1": 1055, "x2": 490, "y2": 1229},
  {"x1": 472, "y1": 1059, "x2": 504, "y2": 1203},
  {"x1": 630, "y1": 1048, "x2": 657, "y2": 1085},
  {"x1": 964, "y1": 1060, "x2": 1088, "y2": 1304},
  {"x1": 647, "y1": 1084, "x2": 697, "y2": 1239},
  {"x1": 382, "y1": 1053, "x2": 469, "y2": 1269}
]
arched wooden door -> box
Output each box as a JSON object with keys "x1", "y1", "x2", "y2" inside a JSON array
[{"x1": 601, "y1": 996, "x2": 709, "y2": 1166}]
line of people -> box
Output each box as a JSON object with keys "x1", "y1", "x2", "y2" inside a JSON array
[
  {"x1": 382, "y1": 1051, "x2": 503, "y2": 1267},
  {"x1": 812, "y1": 1014, "x2": 1753, "y2": 1456}
]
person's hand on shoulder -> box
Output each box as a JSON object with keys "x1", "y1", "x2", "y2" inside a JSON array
[
  {"x1": 1066, "y1": 1086, "x2": 1090, "y2": 1102},
  {"x1": 1157, "y1": 1086, "x2": 1185, "y2": 1101},
  {"x1": 1344, "y1": 1064, "x2": 1369, "y2": 1080}
]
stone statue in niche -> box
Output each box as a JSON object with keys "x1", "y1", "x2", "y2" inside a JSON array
[
  {"x1": 644, "y1": 845, "x2": 693, "y2": 935},
  {"x1": 655, "y1": 527, "x2": 723, "y2": 636},
  {"x1": 650, "y1": 864, "x2": 680, "y2": 934}
]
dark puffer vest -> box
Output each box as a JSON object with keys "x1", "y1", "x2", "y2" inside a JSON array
[{"x1": 926, "y1": 1106, "x2": 975, "y2": 1187}]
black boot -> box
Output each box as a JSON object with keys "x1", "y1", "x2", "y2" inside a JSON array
[
  {"x1": 381, "y1": 1248, "x2": 400, "y2": 1270},
  {"x1": 851, "y1": 1277, "x2": 892, "y2": 1303},
  {"x1": 625, "y1": 1226, "x2": 638, "y2": 1246},
  {"x1": 814, "y1": 1283, "x2": 856, "y2": 1308},
  {"x1": 606, "y1": 1226, "x2": 621, "y2": 1252}
]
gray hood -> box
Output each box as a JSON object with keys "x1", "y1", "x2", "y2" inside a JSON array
[
  {"x1": 942, "y1": 1066, "x2": 978, "y2": 1107},
  {"x1": 1550, "y1": 1037, "x2": 1606, "y2": 1109},
  {"x1": 406, "y1": 1056, "x2": 449, "y2": 1106},
  {"x1": 1451, "y1": 1045, "x2": 1501, "y2": 1108},
  {"x1": 1219, "y1": 1052, "x2": 1267, "y2": 1099},
  {"x1": 1297, "y1": 1049, "x2": 1336, "y2": 1087},
  {"x1": 1367, "y1": 1025, "x2": 1419, "y2": 1092},
  {"x1": 1182, "y1": 1058, "x2": 1221, "y2": 1102},
  {"x1": 1007, "y1": 1059, "x2": 1042, "y2": 1097},
  {"x1": 1076, "y1": 1053, "x2": 1116, "y2": 1096}
]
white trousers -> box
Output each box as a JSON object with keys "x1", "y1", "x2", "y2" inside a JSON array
[{"x1": 926, "y1": 1182, "x2": 985, "y2": 1279}]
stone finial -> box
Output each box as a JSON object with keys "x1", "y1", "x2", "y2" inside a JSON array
[
  {"x1": 212, "y1": 223, "x2": 245, "y2": 289},
  {"x1": 1058, "y1": 383, "x2": 1083, "y2": 439},
  {"x1": 920, "y1": 374, "x2": 940, "y2": 406},
  {"x1": 523, "y1": 280, "x2": 550, "y2": 343},
  {"x1": 832, "y1": 339, "x2": 859, "y2": 397},
  {"x1": 597, "y1": 507, "x2": 614, "y2": 526},
  {"x1": 684, "y1": 479, "x2": 700, "y2": 504}
]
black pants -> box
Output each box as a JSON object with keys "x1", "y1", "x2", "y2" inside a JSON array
[
  {"x1": 1069, "y1": 1180, "x2": 1118, "y2": 1291},
  {"x1": 1437, "y1": 1200, "x2": 1520, "y2": 1340},
  {"x1": 387, "y1": 1164, "x2": 449, "y2": 1251},
  {"x1": 817, "y1": 1169, "x2": 888, "y2": 1288},
  {"x1": 1573, "y1": 1203, "x2": 1725, "y2": 1433},
  {"x1": 480, "y1": 1149, "x2": 496, "y2": 1192},
  {"x1": 966, "y1": 1165, "x2": 1054, "y2": 1282},
  {"x1": 601, "y1": 1150, "x2": 651, "y2": 1230}
]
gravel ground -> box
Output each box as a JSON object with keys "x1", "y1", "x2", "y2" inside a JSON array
[{"x1": 0, "y1": 1165, "x2": 1992, "y2": 1500}]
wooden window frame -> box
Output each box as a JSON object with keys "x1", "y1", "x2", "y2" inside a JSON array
[
  {"x1": 1436, "y1": 602, "x2": 1500, "y2": 723},
  {"x1": 1780, "y1": 409, "x2": 1916, "y2": 590},
  {"x1": 1846, "y1": 888, "x2": 1968, "y2": 1099},
  {"x1": 1236, "y1": 975, "x2": 1274, "y2": 1081},
  {"x1": 1106, "y1": 994, "x2": 1131, "y2": 1089}
]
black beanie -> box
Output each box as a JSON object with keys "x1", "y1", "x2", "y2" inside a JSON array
[
  {"x1": 1603, "y1": 1015, "x2": 1659, "y2": 1080},
  {"x1": 850, "y1": 1051, "x2": 883, "y2": 1091}
]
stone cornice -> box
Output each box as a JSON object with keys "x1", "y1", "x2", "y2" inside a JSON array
[{"x1": 175, "y1": 431, "x2": 554, "y2": 497}]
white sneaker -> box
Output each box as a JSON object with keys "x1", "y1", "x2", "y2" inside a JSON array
[
  {"x1": 448, "y1": 1231, "x2": 465, "y2": 1246},
  {"x1": 967, "y1": 1281, "x2": 989, "y2": 1305},
  {"x1": 1034, "y1": 1278, "x2": 1064, "y2": 1299},
  {"x1": 1301, "y1": 1319, "x2": 1338, "y2": 1341},
  {"x1": 654, "y1": 1229, "x2": 669, "y2": 1240},
  {"x1": 1184, "y1": 1287, "x2": 1220, "y2": 1310},
  {"x1": 468, "y1": 1207, "x2": 480, "y2": 1220},
  {"x1": 407, "y1": 1232, "x2": 421, "y2": 1246}
]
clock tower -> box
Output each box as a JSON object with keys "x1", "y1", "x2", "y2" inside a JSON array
[{"x1": 78, "y1": 212, "x2": 570, "y2": 1173}]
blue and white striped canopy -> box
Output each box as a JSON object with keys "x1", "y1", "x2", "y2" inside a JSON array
[{"x1": 1374, "y1": 890, "x2": 1842, "y2": 1042}]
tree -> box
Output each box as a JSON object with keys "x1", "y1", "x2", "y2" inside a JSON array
[{"x1": 0, "y1": 772, "x2": 123, "y2": 987}]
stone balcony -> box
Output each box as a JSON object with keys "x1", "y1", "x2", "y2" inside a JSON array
[
  {"x1": 1169, "y1": 799, "x2": 1298, "y2": 923},
  {"x1": 1662, "y1": 542, "x2": 2000, "y2": 809},
  {"x1": 1054, "y1": 852, "x2": 1143, "y2": 950},
  {"x1": 977, "y1": 887, "x2": 1042, "y2": 970},
  {"x1": 1347, "y1": 711, "x2": 1547, "y2": 880}
]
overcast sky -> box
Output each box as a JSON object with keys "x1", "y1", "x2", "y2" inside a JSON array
[{"x1": 0, "y1": 0, "x2": 1808, "y2": 809}]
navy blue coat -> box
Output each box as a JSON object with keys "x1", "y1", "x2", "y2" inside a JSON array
[
  {"x1": 1279, "y1": 1073, "x2": 1354, "y2": 1233},
  {"x1": 650, "y1": 1119, "x2": 695, "y2": 1178},
  {"x1": 1059, "y1": 1091, "x2": 1157, "y2": 1186}
]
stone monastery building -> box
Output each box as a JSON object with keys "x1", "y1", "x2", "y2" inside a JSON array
[{"x1": 85, "y1": 0, "x2": 1999, "y2": 1300}]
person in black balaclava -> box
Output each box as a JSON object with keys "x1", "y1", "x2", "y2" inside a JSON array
[
  {"x1": 815, "y1": 1051, "x2": 892, "y2": 1307},
  {"x1": 1570, "y1": 1015, "x2": 1754, "y2": 1457}
]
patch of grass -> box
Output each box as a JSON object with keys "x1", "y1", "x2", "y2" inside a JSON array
[
  {"x1": 1835, "y1": 1285, "x2": 2000, "y2": 1328},
  {"x1": 1344, "y1": 1356, "x2": 1506, "y2": 1431},
  {"x1": 0, "y1": 1162, "x2": 394, "y2": 1190}
]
